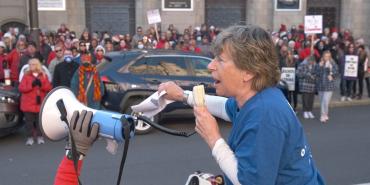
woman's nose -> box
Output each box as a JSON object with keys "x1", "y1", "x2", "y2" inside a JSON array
[{"x1": 208, "y1": 59, "x2": 216, "y2": 71}]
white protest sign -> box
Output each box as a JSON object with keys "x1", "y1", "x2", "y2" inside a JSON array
[
  {"x1": 281, "y1": 67, "x2": 296, "y2": 91},
  {"x1": 304, "y1": 15, "x2": 323, "y2": 34},
  {"x1": 147, "y1": 9, "x2": 161, "y2": 24},
  {"x1": 344, "y1": 55, "x2": 358, "y2": 78}
]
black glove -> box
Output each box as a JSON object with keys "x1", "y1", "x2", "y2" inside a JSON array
[
  {"x1": 32, "y1": 78, "x2": 42, "y2": 87},
  {"x1": 69, "y1": 110, "x2": 99, "y2": 156}
]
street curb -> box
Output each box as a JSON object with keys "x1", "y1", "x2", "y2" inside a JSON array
[
  {"x1": 326, "y1": 98, "x2": 370, "y2": 108},
  {"x1": 295, "y1": 98, "x2": 370, "y2": 109}
]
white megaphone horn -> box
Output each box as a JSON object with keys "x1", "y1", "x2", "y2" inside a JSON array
[{"x1": 39, "y1": 86, "x2": 135, "y2": 142}]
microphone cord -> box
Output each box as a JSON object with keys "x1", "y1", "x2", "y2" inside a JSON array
[{"x1": 136, "y1": 115, "x2": 196, "y2": 137}]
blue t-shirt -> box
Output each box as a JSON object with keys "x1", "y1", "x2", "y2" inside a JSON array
[{"x1": 225, "y1": 87, "x2": 325, "y2": 185}]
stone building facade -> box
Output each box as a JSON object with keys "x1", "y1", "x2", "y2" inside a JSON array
[{"x1": 0, "y1": 0, "x2": 369, "y2": 42}]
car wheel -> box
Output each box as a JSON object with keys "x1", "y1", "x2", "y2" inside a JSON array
[
  {"x1": 122, "y1": 98, "x2": 159, "y2": 135},
  {"x1": 0, "y1": 112, "x2": 22, "y2": 137}
]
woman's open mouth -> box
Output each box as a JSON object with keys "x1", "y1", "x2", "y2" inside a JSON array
[{"x1": 213, "y1": 79, "x2": 221, "y2": 86}]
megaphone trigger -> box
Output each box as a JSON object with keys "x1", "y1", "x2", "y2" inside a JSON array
[{"x1": 56, "y1": 99, "x2": 68, "y2": 123}]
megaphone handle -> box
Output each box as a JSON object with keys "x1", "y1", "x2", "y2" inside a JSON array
[{"x1": 56, "y1": 99, "x2": 83, "y2": 185}]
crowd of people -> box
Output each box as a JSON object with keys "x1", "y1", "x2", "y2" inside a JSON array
[
  {"x1": 274, "y1": 24, "x2": 370, "y2": 122},
  {"x1": 0, "y1": 22, "x2": 369, "y2": 146},
  {"x1": 0, "y1": 23, "x2": 222, "y2": 145}
]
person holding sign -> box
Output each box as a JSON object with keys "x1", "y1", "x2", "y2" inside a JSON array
[
  {"x1": 158, "y1": 25, "x2": 325, "y2": 185},
  {"x1": 339, "y1": 43, "x2": 357, "y2": 101},
  {"x1": 315, "y1": 51, "x2": 339, "y2": 123},
  {"x1": 279, "y1": 48, "x2": 299, "y2": 112}
]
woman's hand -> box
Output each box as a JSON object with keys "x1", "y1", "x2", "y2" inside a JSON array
[
  {"x1": 328, "y1": 75, "x2": 333, "y2": 81},
  {"x1": 158, "y1": 81, "x2": 184, "y2": 101},
  {"x1": 319, "y1": 59, "x2": 325, "y2": 66},
  {"x1": 194, "y1": 106, "x2": 221, "y2": 149}
]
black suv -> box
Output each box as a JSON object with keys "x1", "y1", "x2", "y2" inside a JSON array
[{"x1": 99, "y1": 50, "x2": 215, "y2": 134}]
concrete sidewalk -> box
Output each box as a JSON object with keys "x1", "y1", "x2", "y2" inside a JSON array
[{"x1": 295, "y1": 86, "x2": 370, "y2": 110}]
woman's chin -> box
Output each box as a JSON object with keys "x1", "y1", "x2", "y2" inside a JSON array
[{"x1": 214, "y1": 85, "x2": 224, "y2": 96}]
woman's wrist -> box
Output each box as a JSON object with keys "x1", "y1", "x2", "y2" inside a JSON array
[
  {"x1": 182, "y1": 91, "x2": 189, "y2": 104},
  {"x1": 208, "y1": 135, "x2": 222, "y2": 149}
]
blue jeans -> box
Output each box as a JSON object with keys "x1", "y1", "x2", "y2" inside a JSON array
[{"x1": 318, "y1": 91, "x2": 333, "y2": 117}]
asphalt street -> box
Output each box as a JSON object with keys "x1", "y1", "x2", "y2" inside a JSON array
[{"x1": 0, "y1": 105, "x2": 370, "y2": 185}]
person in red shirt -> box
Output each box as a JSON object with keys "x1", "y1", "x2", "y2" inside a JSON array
[
  {"x1": 19, "y1": 58, "x2": 52, "y2": 145},
  {"x1": 6, "y1": 40, "x2": 27, "y2": 85},
  {"x1": 0, "y1": 41, "x2": 8, "y2": 81},
  {"x1": 188, "y1": 39, "x2": 202, "y2": 54},
  {"x1": 299, "y1": 41, "x2": 320, "y2": 62},
  {"x1": 54, "y1": 110, "x2": 99, "y2": 185},
  {"x1": 155, "y1": 33, "x2": 167, "y2": 49}
]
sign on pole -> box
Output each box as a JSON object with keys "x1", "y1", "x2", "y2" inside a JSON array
[
  {"x1": 344, "y1": 55, "x2": 359, "y2": 78},
  {"x1": 304, "y1": 15, "x2": 323, "y2": 34},
  {"x1": 147, "y1": 9, "x2": 162, "y2": 25},
  {"x1": 281, "y1": 67, "x2": 296, "y2": 91}
]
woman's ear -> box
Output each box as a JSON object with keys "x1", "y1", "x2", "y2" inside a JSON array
[{"x1": 242, "y1": 71, "x2": 254, "y2": 82}]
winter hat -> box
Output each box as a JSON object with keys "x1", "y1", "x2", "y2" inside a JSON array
[
  {"x1": 0, "y1": 41, "x2": 5, "y2": 48},
  {"x1": 18, "y1": 34, "x2": 27, "y2": 41},
  {"x1": 298, "y1": 24, "x2": 304, "y2": 30},
  {"x1": 288, "y1": 40, "x2": 295, "y2": 48},
  {"x1": 280, "y1": 31, "x2": 287, "y2": 38},
  {"x1": 279, "y1": 24, "x2": 287, "y2": 32},
  {"x1": 3, "y1": 32, "x2": 12, "y2": 39},
  {"x1": 95, "y1": 45, "x2": 105, "y2": 54}
]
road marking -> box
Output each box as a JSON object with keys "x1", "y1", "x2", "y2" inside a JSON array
[{"x1": 354, "y1": 183, "x2": 370, "y2": 185}]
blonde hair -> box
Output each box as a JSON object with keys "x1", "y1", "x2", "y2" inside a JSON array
[
  {"x1": 212, "y1": 25, "x2": 280, "y2": 91},
  {"x1": 27, "y1": 58, "x2": 43, "y2": 74}
]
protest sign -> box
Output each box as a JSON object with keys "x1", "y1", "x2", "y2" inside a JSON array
[
  {"x1": 281, "y1": 67, "x2": 296, "y2": 91},
  {"x1": 147, "y1": 9, "x2": 161, "y2": 24},
  {"x1": 344, "y1": 55, "x2": 358, "y2": 78},
  {"x1": 304, "y1": 15, "x2": 323, "y2": 34}
]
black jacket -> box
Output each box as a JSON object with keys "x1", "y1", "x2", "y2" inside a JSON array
[{"x1": 53, "y1": 61, "x2": 79, "y2": 87}]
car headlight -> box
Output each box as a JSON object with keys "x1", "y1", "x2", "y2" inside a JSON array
[{"x1": 0, "y1": 96, "x2": 16, "y2": 103}]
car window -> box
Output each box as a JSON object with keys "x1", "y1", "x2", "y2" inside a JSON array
[
  {"x1": 190, "y1": 57, "x2": 212, "y2": 77},
  {"x1": 128, "y1": 58, "x2": 148, "y2": 74},
  {"x1": 144, "y1": 56, "x2": 188, "y2": 76},
  {"x1": 127, "y1": 56, "x2": 188, "y2": 76}
]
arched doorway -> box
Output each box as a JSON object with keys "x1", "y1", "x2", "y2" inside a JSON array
[{"x1": 1, "y1": 21, "x2": 27, "y2": 33}]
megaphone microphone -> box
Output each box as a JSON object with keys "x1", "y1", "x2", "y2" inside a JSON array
[{"x1": 39, "y1": 86, "x2": 135, "y2": 142}]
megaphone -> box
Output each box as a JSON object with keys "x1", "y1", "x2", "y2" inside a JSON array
[{"x1": 39, "y1": 86, "x2": 135, "y2": 142}]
